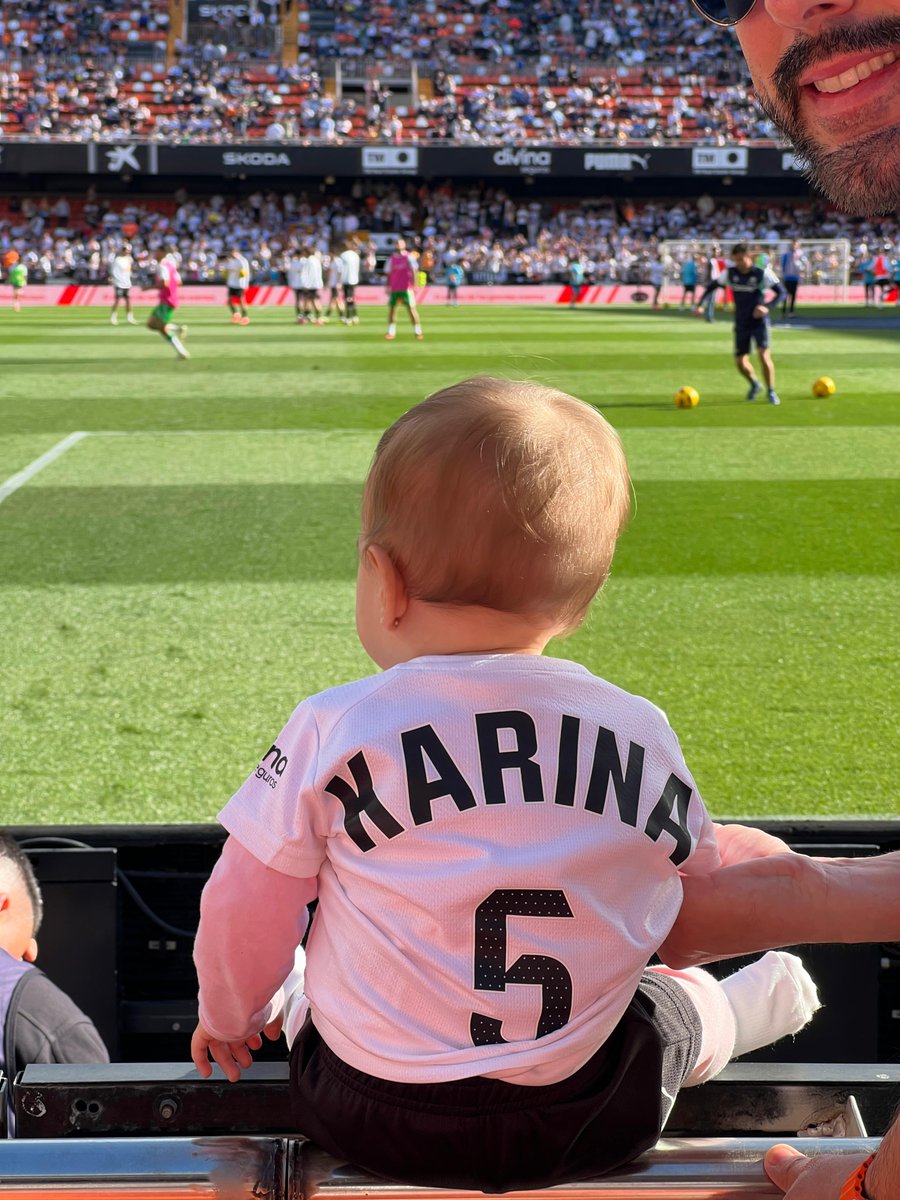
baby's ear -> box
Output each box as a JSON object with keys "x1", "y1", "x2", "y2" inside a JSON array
[{"x1": 367, "y1": 544, "x2": 408, "y2": 629}]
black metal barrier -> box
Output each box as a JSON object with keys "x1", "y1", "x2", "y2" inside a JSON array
[
  {"x1": 14, "y1": 822, "x2": 900, "y2": 1067},
  {"x1": 14, "y1": 1061, "x2": 900, "y2": 1140}
]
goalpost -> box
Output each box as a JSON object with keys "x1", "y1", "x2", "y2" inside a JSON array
[{"x1": 660, "y1": 238, "x2": 852, "y2": 303}]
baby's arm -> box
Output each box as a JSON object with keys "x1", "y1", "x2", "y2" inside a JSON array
[
  {"x1": 660, "y1": 848, "x2": 900, "y2": 970},
  {"x1": 192, "y1": 835, "x2": 317, "y2": 1080}
]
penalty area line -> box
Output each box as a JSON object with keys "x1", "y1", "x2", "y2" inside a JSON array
[{"x1": 0, "y1": 431, "x2": 90, "y2": 507}]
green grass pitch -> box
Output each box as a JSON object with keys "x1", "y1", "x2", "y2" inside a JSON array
[{"x1": 0, "y1": 304, "x2": 897, "y2": 823}]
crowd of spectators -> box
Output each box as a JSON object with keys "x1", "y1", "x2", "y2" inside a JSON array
[
  {"x1": 0, "y1": 0, "x2": 169, "y2": 58},
  {"x1": 306, "y1": 0, "x2": 736, "y2": 78},
  {"x1": 0, "y1": 0, "x2": 775, "y2": 146},
  {"x1": 1, "y1": 185, "x2": 896, "y2": 288},
  {"x1": 0, "y1": 50, "x2": 773, "y2": 145}
]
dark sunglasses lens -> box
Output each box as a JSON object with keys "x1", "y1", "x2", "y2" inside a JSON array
[{"x1": 691, "y1": 0, "x2": 754, "y2": 26}]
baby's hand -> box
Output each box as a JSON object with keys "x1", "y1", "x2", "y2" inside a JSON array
[
  {"x1": 191, "y1": 1021, "x2": 263, "y2": 1083},
  {"x1": 263, "y1": 1013, "x2": 284, "y2": 1041}
]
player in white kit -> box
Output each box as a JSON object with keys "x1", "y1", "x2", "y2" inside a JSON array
[
  {"x1": 109, "y1": 243, "x2": 136, "y2": 325},
  {"x1": 339, "y1": 238, "x2": 361, "y2": 324},
  {"x1": 285, "y1": 247, "x2": 306, "y2": 322},
  {"x1": 324, "y1": 250, "x2": 344, "y2": 321},
  {"x1": 224, "y1": 249, "x2": 251, "y2": 325},
  {"x1": 300, "y1": 246, "x2": 324, "y2": 325},
  {"x1": 182, "y1": 377, "x2": 884, "y2": 1191}
]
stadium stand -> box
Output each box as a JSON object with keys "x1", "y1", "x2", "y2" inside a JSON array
[
  {"x1": 0, "y1": 191, "x2": 897, "y2": 285},
  {"x1": 0, "y1": 55, "x2": 773, "y2": 144},
  {"x1": 0, "y1": 0, "x2": 773, "y2": 145}
]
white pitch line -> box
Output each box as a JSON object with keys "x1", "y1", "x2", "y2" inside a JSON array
[{"x1": 0, "y1": 431, "x2": 89, "y2": 506}]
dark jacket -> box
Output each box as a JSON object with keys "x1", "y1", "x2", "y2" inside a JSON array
[{"x1": 0, "y1": 947, "x2": 109, "y2": 1133}]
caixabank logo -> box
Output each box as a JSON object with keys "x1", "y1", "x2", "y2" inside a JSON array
[
  {"x1": 691, "y1": 147, "x2": 749, "y2": 176},
  {"x1": 361, "y1": 147, "x2": 419, "y2": 175}
]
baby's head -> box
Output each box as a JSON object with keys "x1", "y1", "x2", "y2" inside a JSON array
[{"x1": 360, "y1": 377, "x2": 631, "y2": 636}]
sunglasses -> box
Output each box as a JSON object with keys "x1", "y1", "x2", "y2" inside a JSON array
[{"x1": 689, "y1": 0, "x2": 758, "y2": 27}]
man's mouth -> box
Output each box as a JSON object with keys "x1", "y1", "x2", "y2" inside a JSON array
[{"x1": 806, "y1": 47, "x2": 899, "y2": 93}]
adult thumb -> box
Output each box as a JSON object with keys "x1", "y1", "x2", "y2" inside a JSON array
[{"x1": 764, "y1": 1144, "x2": 809, "y2": 1192}]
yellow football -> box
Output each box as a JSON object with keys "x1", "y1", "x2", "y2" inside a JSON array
[
  {"x1": 674, "y1": 386, "x2": 700, "y2": 408},
  {"x1": 812, "y1": 376, "x2": 836, "y2": 397}
]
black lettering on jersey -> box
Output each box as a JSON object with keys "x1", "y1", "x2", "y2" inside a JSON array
[
  {"x1": 644, "y1": 774, "x2": 693, "y2": 865},
  {"x1": 584, "y1": 727, "x2": 645, "y2": 826},
  {"x1": 553, "y1": 714, "x2": 580, "y2": 807},
  {"x1": 261, "y1": 743, "x2": 288, "y2": 776},
  {"x1": 325, "y1": 750, "x2": 405, "y2": 852},
  {"x1": 476, "y1": 710, "x2": 544, "y2": 805},
  {"x1": 471, "y1": 888, "x2": 574, "y2": 1045},
  {"x1": 402, "y1": 723, "x2": 477, "y2": 826}
]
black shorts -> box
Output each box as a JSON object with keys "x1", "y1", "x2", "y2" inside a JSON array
[
  {"x1": 290, "y1": 970, "x2": 701, "y2": 1193},
  {"x1": 342, "y1": 284, "x2": 356, "y2": 302},
  {"x1": 113, "y1": 286, "x2": 131, "y2": 299},
  {"x1": 735, "y1": 318, "x2": 769, "y2": 356},
  {"x1": 305, "y1": 288, "x2": 319, "y2": 301},
  {"x1": 227, "y1": 287, "x2": 246, "y2": 300}
]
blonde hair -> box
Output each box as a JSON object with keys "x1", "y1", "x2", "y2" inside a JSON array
[{"x1": 361, "y1": 377, "x2": 631, "y2": 630}]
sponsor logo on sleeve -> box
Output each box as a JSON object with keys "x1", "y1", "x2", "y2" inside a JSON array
[
  {"x1": 256, "y1": 743, "x2": 289, "y2": 789},
  {"x1": 691, "y1": 147, "x2": 749, "y2": 175},
  {"x1": 361, "y1": 147, "x2": 419, "y2": 174}
]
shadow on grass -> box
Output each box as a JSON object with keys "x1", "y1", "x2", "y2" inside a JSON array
[{"x1": 0, "y1": 479, "x2": 893, "y2": 584}]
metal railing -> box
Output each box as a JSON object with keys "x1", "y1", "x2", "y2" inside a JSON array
[{"x1": 0, "y1": 1137, "x2": 880, "y2": 1197}]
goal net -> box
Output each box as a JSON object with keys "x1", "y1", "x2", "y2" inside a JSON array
[{"x1": 659, "y1": 238, "x2": 852, "y2": 303}]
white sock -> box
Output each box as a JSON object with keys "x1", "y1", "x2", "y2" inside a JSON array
[
  {"x1": 388, "y1": 322, "x2": 396, "y2": 335},
  {"x1": 414, "y1": 323, "x2": 422, "y2": 335},
  {"x1": 721, "y1": 951, "x2": 821, "y2": 1057},
  {"x1": 170, "y1": 334, "x2": 186, "y2": 356}
]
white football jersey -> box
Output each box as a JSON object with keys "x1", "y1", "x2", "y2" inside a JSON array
[
  {"x1": 286, "y1": 255, "x2": 305, "y2": 290},
  {"x1": 110, "y1": 254, "x2": 132, "y2": 289},
  {"x1": 339, "y1": 249, "x2": 361, "y2": 286},
  {"x1": 302, "y1": 252, "x2": 324, "y2": 290},
  {"x1": 226, "y1": 254, "x2": 250, "y2": 289},
  {"x1": 220, "y1": 653, "x2": 720, "y2": 1086}
]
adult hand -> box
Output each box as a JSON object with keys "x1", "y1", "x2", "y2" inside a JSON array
[
  {"x1": 764, "y1": 1145, "x2": 869, "y2": 1199},
  {"x1": 714, "y1": 822, "x2": 793, "y2": 865},
  {"x1": 191, "y1": 1020, "x2": 263, "y2": 1083},
  {"x1": 753, "y1": 304, "x2": 769, "y2": 318}
]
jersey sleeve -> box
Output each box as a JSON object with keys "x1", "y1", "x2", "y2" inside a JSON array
[
  {"x1": 714, "y1": 268, "x2": 729, "y2": 286},
  {"x1": 218, "y1": 700, "x2": 326, "y2": 878}
]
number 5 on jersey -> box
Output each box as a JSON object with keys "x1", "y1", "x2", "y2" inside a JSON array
[{"x1": 470, "y1": 888, "x2": 574, "y2": 1046}]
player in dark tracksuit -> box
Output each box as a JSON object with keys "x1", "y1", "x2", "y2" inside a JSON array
[{"x1": 695, "y1": 243, "x2": 787, "y2": 405}]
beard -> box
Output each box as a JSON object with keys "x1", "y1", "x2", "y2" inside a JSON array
[{"x1": 753, "y1": 17, "x2": 900, "y2": 216}]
